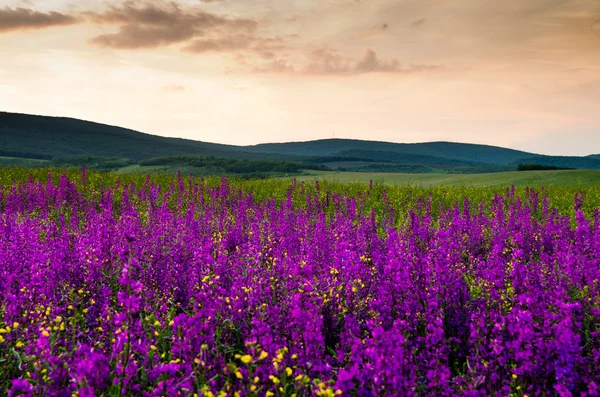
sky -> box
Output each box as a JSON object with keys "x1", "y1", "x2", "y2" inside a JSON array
[{"x1": 0, "y1": 0, "x2": 599, "y2": 155}]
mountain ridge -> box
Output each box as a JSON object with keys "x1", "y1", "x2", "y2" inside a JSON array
[{"x1": 2, "y1": 111, "x2": 599, "y2": 173}]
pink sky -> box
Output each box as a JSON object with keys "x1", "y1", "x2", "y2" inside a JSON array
[{"x1": 1, "y1": 0, "x2": 599, "y2": 155}]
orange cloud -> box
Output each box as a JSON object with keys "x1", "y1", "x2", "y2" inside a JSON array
[
  {"x1": 411, "y1": 18, "x2": 425, "y2": 27},
  {"x1": 305, "y1": 48, "x2": 444, "y2": 75},
  {"x1": 0, "y1": 7, "x2": 79, "y2": 32},
  {"x1": 252, "y1": 59, "x2": 295, "y2": 73},
  {"x1": 87, "y1": 2, "x2": 256, "y2": 49}
]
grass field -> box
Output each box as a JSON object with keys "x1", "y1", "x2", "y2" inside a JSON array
[
  {"x1": 291, "y1": 169, "x2": 600, "y2": 187},
  {"x1": 0, "y1": 156, "x2": 48, "y2": 167},
  {"x1": 3, "y1": 158, "x2": 600, "y2": 187}
]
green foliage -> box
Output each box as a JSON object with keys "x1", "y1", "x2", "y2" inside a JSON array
[
  {"x1": 518, "y1": 164, "x2": 575, "y2": 171},
  {"x1": 51, "y1": 155, "x2": 134, "y2": 170},
  {"x1": 0, "y1": 149, "x2": 51, "y2": 160},
  {"x1": 0, "y1": 156, "x2": 49, "y2": 168},
  {"x1": 517, "y1": 156, "x2": 600, "y2": 169},
  {"x1": 137, "y1": 155, "x2": 325, "y2": 176}
]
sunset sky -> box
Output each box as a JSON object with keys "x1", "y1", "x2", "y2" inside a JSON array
[{"x1": 1, "y1": 0, "x2": 599, "y2": 155}]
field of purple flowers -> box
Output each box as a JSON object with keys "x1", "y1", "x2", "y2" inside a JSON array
[{"x1": 1, "y1": 168, "x2": 599, "y2": 396}]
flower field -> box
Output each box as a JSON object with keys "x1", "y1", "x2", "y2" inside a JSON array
[{"x1": 1, "y1": 168, "x2": 599, "y2": 397}]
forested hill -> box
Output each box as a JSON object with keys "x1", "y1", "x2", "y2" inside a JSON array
[{"x1": 2, "y1": 111, "x2": 600, "y2": 173}]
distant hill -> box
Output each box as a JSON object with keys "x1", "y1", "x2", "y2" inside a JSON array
[
  {"x1": 1, "y1": 111, "x2": 598, "y2": 174},
  {"x1": 517, "y1": 155, "x2": 600, "y2": 170},
  {"x1": 244, "y1": 139, "x2": 535, "y2": 165}
]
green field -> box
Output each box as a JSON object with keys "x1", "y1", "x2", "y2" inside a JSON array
[
  {"x1": 0, "y1": 156, "x2": 49, "y2": 167},
  {"x1": 291, "y1": 169, "x2": 600, "y2": 187},
  {"x1": 3, "y1": 158, "x2": 600, "y2": 188}
]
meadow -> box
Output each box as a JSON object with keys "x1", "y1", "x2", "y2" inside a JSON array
[
  {"x1": 0, "y1": 167, "x2": 599, "y2": 396},
  {"x1": 293, "y1": 170, "x2": 600, "y2": 188}
]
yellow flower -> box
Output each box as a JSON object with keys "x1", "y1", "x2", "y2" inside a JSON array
[
  {"x1": 0, "y1": 335, "x2": 5, "y2": 343},
  {"x1": 16, "y1": 341, "x2": 24, "y2": 348},
  {"x1": 150, "y1": 345, "x2": 157, "y2": 351},
  {"x1": 512, "y1": 374, "x2": 517, "y2": 380},
  {"x1": 240, "y1": 355, "x2": 252, "y2": 364},
  {"x1": 295, "y1": 374, "x2": 303, "y2": 382},
  {"x1": 41, "y1": 330, "x2": 49, "y2": 337},
  {"x1": 194, "y1": 358, "x2": 201, "y2": 365},
  {"x1": 259, "y1": 350, "x2": 268, "y2": 360},
  {"x1": 250, "y1": 386, "x2": 257, "y2": 392},
  {"x1": 269, "y1": 375, "x2": 280, "y2": 385},
  {"x1": 169, "y1": 320, "x2": 174, "y2": 326},
  {"x1": 235, "y1": 371, "x2": 243, "y2": 380},
  {"x1": 285, "y1": 367, "x2": 293, "y2": 376},
  {"x1": 12, "y1": 322, "x2": 19, "y2": 329},
  {"x1": 266, "y1": 392, "x2": 274, "y2": 397},
  {"x1": 154, "y1": 320, "x2": 161, "y2": 327}
]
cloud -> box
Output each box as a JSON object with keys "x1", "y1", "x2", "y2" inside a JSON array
[
  {"x1": 183, "y1": 33, "x2": 289, "y2": 62},
  {"x1": 182, "y1": 34, "x2": 253, "y2": 52},
  {"x1": 253, "y1": 59, "x2": 295, "y2": 73},
  {"x1": 411, "y1": 18, "x2": 426, "y2": 27},
  {"x1": 305, "y1": 48, "x2": 444, "y2": 75},
  {"x1": 87, "y1": 2, "x2": 257, "y2": 49},
  {"x1": 348, "y1": 22, "x2": 390, "y2": 41},
  {"x1": 287, "y1": 15, "x2": 303, "y2": 23},
  {"x1": 0, "y1": 7, "x2": 79, "y2": 33}
]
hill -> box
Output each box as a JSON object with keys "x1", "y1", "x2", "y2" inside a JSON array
[
  {"x1": 1, "y1": 111, "x2": 599, "y2": 174},
  {"x1": 0, "y1": 112, "x2": 292, "y2": 162},
  {"x1": 244, "y1": 139, "x2": 534, "y2": 165}
]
